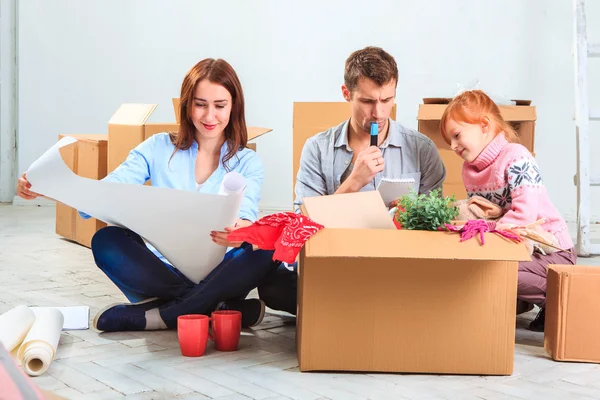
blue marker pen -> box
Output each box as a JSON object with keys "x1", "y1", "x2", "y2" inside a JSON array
[{"x1": 370, "y1": 122, "x2": 378, "y2": 146}]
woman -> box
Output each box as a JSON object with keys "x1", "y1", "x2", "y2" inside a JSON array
[{"x1": 17, "y1": 59, "x2": 280, "y2": 332}]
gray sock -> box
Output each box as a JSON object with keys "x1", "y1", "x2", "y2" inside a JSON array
[{"x1": 144, "y1": 308, "x2": 167, "y2": 330}]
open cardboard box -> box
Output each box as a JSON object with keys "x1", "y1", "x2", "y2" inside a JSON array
[
  {"x1": 417, "y1": 98, "x2": 536, "y2": 153},
  {"x1": 297, "y1": 190, "x2": 530, "y2": 375}
]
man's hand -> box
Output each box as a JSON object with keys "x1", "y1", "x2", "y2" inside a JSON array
[
  {"x1": 211, "y1": 218, "x2": 253, "y2": 248},
  {"x1": 336, "y1": 146, "x2": 384, "y2": 194},
  {"x1": 16, "y1": 172, "x2": 41, "y2": 200}
]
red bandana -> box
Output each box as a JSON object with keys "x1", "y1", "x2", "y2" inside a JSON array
[{"x1": 226, "y1": 212, "x2": 324, "y2": 263}]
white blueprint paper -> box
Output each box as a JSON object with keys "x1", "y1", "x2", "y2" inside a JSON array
[{"x1": 27, "y1": 137, "x2": 246, "y2": 284}]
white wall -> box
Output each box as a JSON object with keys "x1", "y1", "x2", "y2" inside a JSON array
[
  {"x1": 17, "y1": 0, "x2": 600, "y2": 219},
  {"x1": 0, "y1": 0, "x2": 17, "y2": 202}
]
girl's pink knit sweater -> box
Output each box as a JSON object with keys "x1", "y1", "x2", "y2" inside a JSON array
[{"x1": 462, "y1": 134, "x2": 573, "y2": 250}]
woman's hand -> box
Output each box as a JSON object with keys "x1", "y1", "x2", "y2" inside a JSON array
[
  {"x1": 16, "y1": 172, "x2": 41, "y2": 200},
  {"x1": 210, "y1": 218, "x2": 252, "y2": 248}
]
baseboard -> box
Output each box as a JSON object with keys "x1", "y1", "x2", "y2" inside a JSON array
[
  {"x1": 12, "y1": 196, "x2": 55, "y2": 207},
  {"x1": 563, "y1": 212, "x2": 600, "y2": 225}
]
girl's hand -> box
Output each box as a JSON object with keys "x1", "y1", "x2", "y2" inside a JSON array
[
  {"x1": 16, "y1": 172, "x2": 41, "y2": 200},
  {"x1": 210, "y1": 218, "x2": 252, "y2": 248}
]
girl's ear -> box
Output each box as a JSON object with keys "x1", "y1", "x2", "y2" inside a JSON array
[{"x1": 480, "y1": 116, "x2": 492, "y2": 134}]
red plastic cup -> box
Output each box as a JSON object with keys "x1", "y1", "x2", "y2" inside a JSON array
[
  {"x1": 211, "y1": 310, "x2": 241, "y2": 351},
  {"x1": 177, "y1": 314, "x2": 209, "y2": 357}
]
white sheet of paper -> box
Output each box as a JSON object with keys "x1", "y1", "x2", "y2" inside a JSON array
[
  {"x1": 27, "y1": 137, "x2": 246, "y2": 284},
  {"x1": 31, "y1": 306, "x2": 89, "y2": 330},
  {"x1": 376, "y1": 177, "x2": 415, "y2": 205}
]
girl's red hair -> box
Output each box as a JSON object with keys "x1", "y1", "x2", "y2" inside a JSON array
[{"x1": 440, "y1": 90, "x2": 519, "y2": 144}]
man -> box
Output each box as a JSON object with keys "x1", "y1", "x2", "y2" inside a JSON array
[{"x1": 258, "y1": 46, "x2": 446, "y2": 315}]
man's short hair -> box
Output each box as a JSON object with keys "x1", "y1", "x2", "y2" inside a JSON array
[{"x1": 344, "y1": 46, "x2": 398, "y2": 94}]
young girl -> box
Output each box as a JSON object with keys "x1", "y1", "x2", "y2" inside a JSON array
[
  {"x1": 440, "y1": 90, "x2": 576, "y2": 332},
  {"x1": 16, "y1": 59, "x2": 280, "y2": 332}
]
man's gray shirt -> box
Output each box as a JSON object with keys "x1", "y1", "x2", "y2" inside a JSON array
[{"x1": 294, "y1": 119, "x2": 446, "y2": 211}]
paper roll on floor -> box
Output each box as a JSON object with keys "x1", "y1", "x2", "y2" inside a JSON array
[
  {"x1": 0, "y1": 305, "x2": 36, "y2": 353},
  {"x1": 16, "y1": 308, "x2": 64, "y2": 376}
]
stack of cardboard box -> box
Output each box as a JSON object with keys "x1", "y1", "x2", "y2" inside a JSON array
[
  {"x1": 56, "y1": 101, "x2": 272, "y2": 248},
  {"x1": 416, "y1": 98, "x2": 537, "y2": 199}
]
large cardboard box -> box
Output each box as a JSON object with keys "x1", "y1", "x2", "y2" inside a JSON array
[
  {"x1": 417, "y1": 98, "x2": 536, "y2": 153},
  {"x1": 292, "y1": 102, "x2": 397, "y2": 200},
  {"x1": 55, "y1": 134, "x2": 108, "y2": 248},
  {"x1": 545, "y1": 265, "x2": 600, "y2": 363},
  {"x1": 297, "y1": 192, "x2": 530, "y2": 375},
  {"x1": 439, "y1": 149, "x2": 467, "y2": 200}
]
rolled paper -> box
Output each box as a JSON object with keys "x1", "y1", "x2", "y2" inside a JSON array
[
  {"x1": 0, "y1": 305, "x2": 36, "y2": 353},
  {"x1": 16, "y1": 308, "x2": 64, "y2": 376}
]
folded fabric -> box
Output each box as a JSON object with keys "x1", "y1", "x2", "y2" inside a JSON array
[
  {"x1": 226, "y1": 212, "x2": 324, "y2": 263},
  {"x1": 454, "y1": 195, "x2": 504, "y2": 221}
]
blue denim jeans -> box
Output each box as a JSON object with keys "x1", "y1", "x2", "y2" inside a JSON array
[{"x1": 91, "y1": 226, "x2": 280, "y2": 328}]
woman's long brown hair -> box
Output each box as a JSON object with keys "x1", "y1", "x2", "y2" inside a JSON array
[{"x1": 169, "y1": 58, "x2": 248, "y2": 169}]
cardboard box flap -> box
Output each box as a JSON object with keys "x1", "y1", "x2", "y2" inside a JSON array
[
  {"x1": 58, "y1": 133, "x2": 108, "y2": 143},
  {"x1": 548, "y1": 265, "x2": 599, "y2": 275},
  {"x1": 423, "y1": 97, "x2": 453, "y2": 105},
  {"x1": 302, "y1": 191, "x2": 397, "y2": 230},
  {"x1": 304, "y1": 228, "x2": 531, "y2": 261},
  {"x1": 109, "y1": 104, "x2": 157, "y2": 126},
  {"x1": 418, "y1": 100, "x2": 535, "y2": 122},
  {"x1": 423, "y1": 97, "x2": 531, "y2": 106},
  {"x1": 418, "y1": 104, "x2": 536, "y2": 122},
  {"x1": 248, "y1": 127, "x2": 272, "y2": 141}
]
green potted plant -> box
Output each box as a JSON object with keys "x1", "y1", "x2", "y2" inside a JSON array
[{"x1": 394, "y1": 188, "x2": 459, "y2": 231}]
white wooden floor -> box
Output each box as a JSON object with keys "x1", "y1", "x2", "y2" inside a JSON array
[{"x1": 2, "y1": 204, "x2": 600, "y2": 400}]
